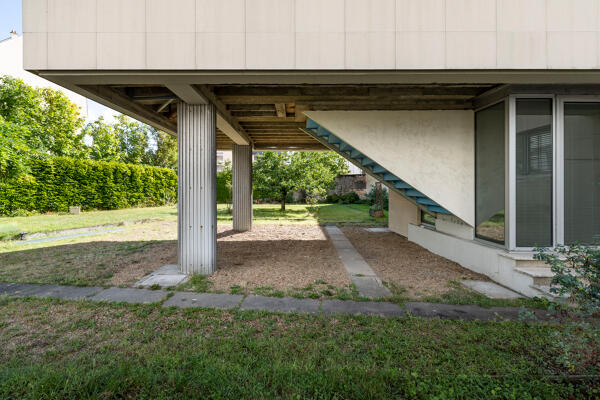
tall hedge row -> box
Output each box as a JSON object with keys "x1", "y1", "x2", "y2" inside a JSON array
[{"x1": 0, "y1": 157, "x2": 177, "y2": 215}]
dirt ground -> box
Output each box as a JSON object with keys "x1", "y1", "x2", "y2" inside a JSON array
[
  {"x1": 210, "y1": 225, "x2": 350, "y2": 291},
  {"x1": 341, "y1": 226, "x2": 487, "y2": 298}
]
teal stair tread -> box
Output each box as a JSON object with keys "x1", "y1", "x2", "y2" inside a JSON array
[{"x1": 304, "y1": 119, "x2": 452, "y2": 218}]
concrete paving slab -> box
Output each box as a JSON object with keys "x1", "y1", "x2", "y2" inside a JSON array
[
  {"x1": 364, "y1": 227, "x2": 391, "y2": 233},
  {"x1": 135, "y1": 264, "x2": 188, "y2": 288},
  {"x1": 0, "y1": 282, "x2": 42, "y2": 296},
  {"x1": 163, "y1": 292, "x2": 243, "y2": 309},
  {"x1": 90, "y1": 287, "x2": 167, "y2": 304},
  {"x1": 240, "y1": 295, "x2": 320, "y2": 314},
  {"x1": 321, "y1": 299, "x2": 405, "y2": 317},
  {"x1": 23, "y1": 285, "x2": 103, "y2": 300},
  {"x1": 461, "y1": 280, "x2": 523, "y2": 299},
  {"x1": 350, "y1": 276, "x2": 392, "y2": 299}
]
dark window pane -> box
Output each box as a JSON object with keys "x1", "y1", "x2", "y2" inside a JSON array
[
  {"x1": 516, "y1": 99, "x2": 553, "y2": 247},
  {"x1": 564, "y1": 102, "x2": 600, "y2": 244},
  {"x1": 475, "y1": 102, "x2": 505, "y2": 243}
]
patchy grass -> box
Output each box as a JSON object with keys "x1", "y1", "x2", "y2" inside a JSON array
[
  {"x1": 386, "y1": 281, "x2": 555, "y2": 309},
  {"x1": 0, "y1": 297, "x2": 598, "y2": 399},
  {"x1": 0, "y1": 204, "x2": 386, "y2": 241},
  {"x1": 0, "y1": 206, "x2": 178, "y2": 238}
]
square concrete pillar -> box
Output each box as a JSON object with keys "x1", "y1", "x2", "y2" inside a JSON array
[
  {"x1": 232, "y1": 144, "x2": 253, "y2": 231},
  {"x1": 177, "y1": 102, "x2": 217, "y2": 275}
]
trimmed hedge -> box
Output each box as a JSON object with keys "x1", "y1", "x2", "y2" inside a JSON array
[{"x1": 0, "y1": 157, "x2": 177, "y2": 215}]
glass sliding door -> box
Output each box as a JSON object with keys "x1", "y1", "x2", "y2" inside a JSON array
[
  {"x1": 515, "y1": 99, "x2": 553, "y2": 247},
  {"x1": 564, "y1": 102, "x2": 600, "y2": 244},
  {"x1": 475, "y1": 102, "x2": 505, "y2": 243}
]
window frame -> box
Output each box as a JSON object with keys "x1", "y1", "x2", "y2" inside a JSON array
[
  {"x1": 474, "y1": 99, "x2": 508, "y2": 246},
  {"x1": 556, "y1": 96, "x2": 600, "y2": 245}
]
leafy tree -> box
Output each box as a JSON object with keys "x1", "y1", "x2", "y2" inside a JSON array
[
  {"x1": 84, "y1": 115, "x2": 177, "y2": 169},
  {"x1": 253, "y1": 151, "x2": 348, "y2": 210},
  {"x1": 0, "y1": 75, "x2": 86, "y2": 158},
  {"x1": 0, "y1": 115, "x2": 35, "y2": 183},
  {"x1": 84, "y1": 116, "x2": 120, "y2": 162},
  {"x1": 146, "y1": 128, "x2": 178, "y2": 170}
]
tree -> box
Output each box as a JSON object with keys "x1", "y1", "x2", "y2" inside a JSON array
[
  {"x1": 146, "y1": 128, "x2": 178, "y2": 169},
  {"x1": 84, "y1": 116, "x2": 120, "y2": 162},
  {"x1": 84, "y1": 115, "x2": 177, "y2": 169},
  {"x1": 253, "y1": 151, "x2": 348, "y2": 210},
  {"x1": 0, "y1": 75, "x2": 86, "y2": 158}
]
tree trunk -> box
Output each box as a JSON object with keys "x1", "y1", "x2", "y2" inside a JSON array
[{"x1": 281, "y1": 190, "x2": 287, "y2": 211}]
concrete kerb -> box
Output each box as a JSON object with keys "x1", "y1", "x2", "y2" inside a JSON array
[{"x1": 0, "y1": 281, "x2": 563, "y2": 322}]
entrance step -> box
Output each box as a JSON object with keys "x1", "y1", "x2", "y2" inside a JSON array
[
  {"x1": 514, "y1": 267, "x2": 554, "y2": 286},
  {"x1": 530, "y1": 284, "x2": 570, "y2": 301}
]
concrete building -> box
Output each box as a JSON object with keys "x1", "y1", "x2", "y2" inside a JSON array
[{"x1": 22, "y1": 0, "x2": 600, "y2": 296}]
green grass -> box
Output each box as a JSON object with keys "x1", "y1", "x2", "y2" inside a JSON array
[
  {"x1": 0, "y1": 203, "x2": 387, "y2": 241},
  {"x1": 0, "y1": 205, "x2": 178, "y2": 239},
  {"x1": 0, "y1": 297, "x2": 597, "y2": 399}
]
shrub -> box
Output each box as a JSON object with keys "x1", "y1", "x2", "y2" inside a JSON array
[
  {"x1": 0, "y1": 156, "x2": 177, "y2": 215},
  {"x1": 366, "y1": 185, "x2": 389, "y2": 210},
  {"x1": 341, "y1": 192, "x2": 360, "y2": 204},
  {"x1": 535, "y1": 244, "x2": 600, "y2": 315}
]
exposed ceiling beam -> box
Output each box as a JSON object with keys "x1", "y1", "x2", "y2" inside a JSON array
[
  {"x1": 275, "y1": 103, "x2": 286, "y2": 118},
  {"x1": 195, "y1": 85, "x2": 252, "y2": 146},
  {"x1": 165, "y1": 84, "x2": 208, "y2": 105},
  {"x1": 79, "y1": 84, "x2": 177, "y2": 135}
]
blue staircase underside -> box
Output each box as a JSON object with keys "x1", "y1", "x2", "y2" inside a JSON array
[{"x1": 303, "y1": 118, "x2": 451, "y2": 217}]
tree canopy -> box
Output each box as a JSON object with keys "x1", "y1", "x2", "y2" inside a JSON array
[
  {"x1": 253, "y1": 151, "x2": 348, "y2": 210},
  {"x1": 0, "y1": 75, "x2": 86, "y2": 158},
  {"x1": 0, "y1": 75, "x2": 178, "y2": 186}
]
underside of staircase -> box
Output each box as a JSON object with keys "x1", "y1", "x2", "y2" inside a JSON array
[{"x1": 301, "y1": 118, "x2": 453, "y2": 219}]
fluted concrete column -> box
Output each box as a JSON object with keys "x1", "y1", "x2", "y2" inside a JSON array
[
  {"x1": 233, "y1": 144, "x2": 253, "y2": 231},
  {"x1": 177, "y1": 102, "x2": 217, "y2": 275}
]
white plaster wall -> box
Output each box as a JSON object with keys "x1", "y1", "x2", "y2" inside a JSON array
[
  {"x1": 388, "y1": 190, "x2": 420, "y2": 237},
  {"x1": 23, "y1": 0, "x2": 600, "y2": 71},
  {"x1": 305, "y1": 110, "x2": 475, "y2": 225}
]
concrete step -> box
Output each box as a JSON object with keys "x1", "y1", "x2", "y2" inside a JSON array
[
  {"x1": 515, "y1": 267, "x2": 554, "y2": 286},
  {"x1": 530, "y1": 284, "x2": 570, "y2": 303}
]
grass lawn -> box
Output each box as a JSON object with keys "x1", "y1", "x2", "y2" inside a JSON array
[
  {"x1": 0, "y1": 297, "x2": 598, "y2": 399},
  {"x1": 0, "y1": 206, "x2": 178, "y2": 239},
  {"x1": 0, "y1": 203, "x2": 386, "y2": 240}
]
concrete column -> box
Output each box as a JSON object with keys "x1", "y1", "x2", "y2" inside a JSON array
[
  {"x1": 232, "y1": 144, "x2": 253, "y2": 231},
  {"x1": 177, "y1": 102, "x2": 217, "y2": 275}
]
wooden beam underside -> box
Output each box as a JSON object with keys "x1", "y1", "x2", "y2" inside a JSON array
[{"x1": 79, "y1": 83, "x2": 496, "y2": 150}]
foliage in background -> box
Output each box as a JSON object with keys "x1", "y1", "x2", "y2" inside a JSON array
[
  {"x1": 0, "y1": 157, "x2": 177, "y2": 215},
  {"x1": 366, "y1": 184, "x2": 389, "y2": 210},
  {"x1": 253, "y1": 151, "x2": 348, "y2": 210},
  {"x1": 84, "y1": 115, "x2": 177, "y2": 169},
  {"x1": 216, "y1": 161, "x2": 233, "y2": 209},
  {"x1": 0, "y1": 75, "x2": 86, "y2": 158}
]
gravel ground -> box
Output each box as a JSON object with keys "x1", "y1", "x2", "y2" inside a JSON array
[
  {"x1": 340, "y1": 226, "x2": 487, "y2": 298},
  {"x1": 210, "y1": 224, "x2": 350, "y2": 291}
]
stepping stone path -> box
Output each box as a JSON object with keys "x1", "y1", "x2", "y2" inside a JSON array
[
  {"x1": 0, "y1": 281, "x2": 559, "y2": 322},
  {"x1": 324, "y1": 225, "x2": 392, "y2": 299}
]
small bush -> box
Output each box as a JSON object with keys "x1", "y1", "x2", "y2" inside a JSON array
[{"x1": 535, "y1": 244, "x2": 600, "y2": 315}]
